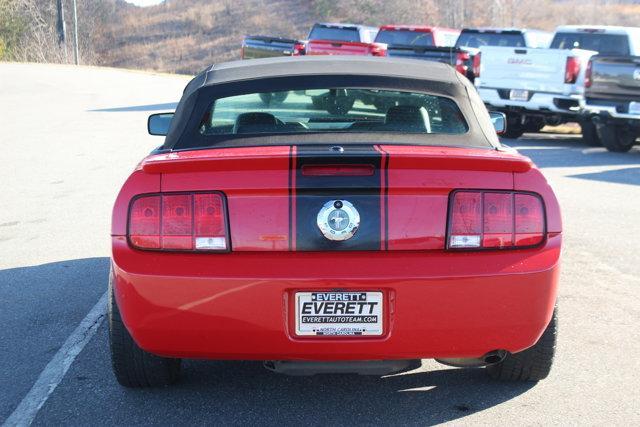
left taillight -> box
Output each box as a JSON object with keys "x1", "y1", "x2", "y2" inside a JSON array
[
  {"x1": 447, "y1": 190, "x2": 545, "y2": 250},
  {"x1": 128, "y1": 192, "x2": 228, "y2": 252}
]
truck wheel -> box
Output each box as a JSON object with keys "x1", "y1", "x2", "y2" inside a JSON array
[
  {"x1": 580, "y1": 121, "x2": 600, "y2": 146},
  {"x1": 502, "y1": 114, "x2": 525, "y2": 139},
  {"x1": 524, "y1": 118, "x2": 545, "y2": 133},
  {"x1": 502, "y1": 124, "x2": 525, "y2": 139},
  {"x1": 487, "y1": 308, "x2": 557, "y2": 382},
  {"x1": 109, "y1": 273, "x2": 181, "y2": 387},
  {"x1": 597, "y1": 124, "x2": 637, "y2": 153}
]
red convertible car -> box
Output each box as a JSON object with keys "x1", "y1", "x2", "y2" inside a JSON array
[{"x1": 109, "y1": 56, "x2": 561, "y2": 387}]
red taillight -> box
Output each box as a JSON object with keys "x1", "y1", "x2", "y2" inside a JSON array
[
  {"x1": 584, "y1": 60, "x2": 593, "y2": 88},
  {"x1": 128, "y1": 192, "x2": 228, "y2": 251},
  {"x1": 240, "y1": 45, "x2": 245, "y2": 59},
  {"x1": 455, "y1": 51, "x2": 470, "y2": 75},
  {"x1": 448, "y1": 191, "x2": 545, "y2": 250},
  {"x1": 472, "y1": 52, "x2": 481, "y2": 78},
  {"x1": 565, "y1": 56, "x2": 581, "y2": 84},
  {"x1": 293, "y1": 42, "x2": 306, "y2": 56},
  {"x1": 370, "y1": 43, "x2": 387, "y2": 57}
]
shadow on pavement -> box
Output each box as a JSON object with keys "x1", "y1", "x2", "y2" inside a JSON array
[
  {"x1": 88, "y1": 102, "x2": 178, "y2": 112},
  {"x1": 503, "y1": 134, "x2": 640, "y2": 170},
  {"x1": 568, "y1": 167, "x2": 640, "y2": 187},
  {"x1": 18, "y1": 258, "x2": 537, "y2": 425},
  {"x1": 164, "y1": 359, "x2": 536, "y2": 425}
]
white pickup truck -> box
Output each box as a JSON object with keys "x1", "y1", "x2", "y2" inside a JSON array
[{"x1": 475, "y1": 26, "x2": 639, "y2": 139}]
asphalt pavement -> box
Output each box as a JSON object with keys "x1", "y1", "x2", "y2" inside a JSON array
[{"x1": 1, "y1": 63, "x2": 639, "y2": 426}]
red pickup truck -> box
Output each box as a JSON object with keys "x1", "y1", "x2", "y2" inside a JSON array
[{"x1": 303, "y1": 23, "x2": 386, "y2": 56}]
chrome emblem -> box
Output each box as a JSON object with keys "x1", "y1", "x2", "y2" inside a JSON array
[
  {"x1": 317, "y1": 200, "x2": 360, "y2": 241},
  {"x1": 634, "y1": 68, "x2": 640, "y2": 81}
]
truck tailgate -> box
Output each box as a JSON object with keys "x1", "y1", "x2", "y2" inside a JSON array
[
  {"x1": 386, "y1": 45, "x2": 456, "y2": 64},
  {"x1": 478, "y1": 46, "x2": 571, "y2": 93},
  {"x1": 306, "y1": 40, "x2": 372, "y2": 56},
  {"x1": 589, "y1": 56, "x2": 640, "y2": 101}
]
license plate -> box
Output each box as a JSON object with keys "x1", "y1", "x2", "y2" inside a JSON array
[
  {"x1": 629, "y1": 102, "x2": 640, "y2": 115},
  {"x1": 509, "y1": 89, "x2": 529, "y2": 101},
  {"x1": 295, "y1": 291, "x2": 383, "y2": 336}
]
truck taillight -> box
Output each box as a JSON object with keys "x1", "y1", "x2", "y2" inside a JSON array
[
  {"x1": 293, "y1": 42, "x2": 306, "y2": 56},
  {"x1": 455, "y1": 51, "x2": 470, "y2": 75},
  {"x1": 371, "y1": 43, "x2": 387, "y2": 57},
  {"x1": 472, "y1": 52, "x2": 481, "y2": 78},
  {"x1": 584, "y1": 59, "x2": 593, "y2": 88},
  {"x1": 128, "y1": 192, "x2": 228, "y2": 252},
  {"x1": 447, "y1": 191, "x2": 545, "y2": 250},
  {"x1": 565, "y1": 56, "x2": 581, "y2": 84}
]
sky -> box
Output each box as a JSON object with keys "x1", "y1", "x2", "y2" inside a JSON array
[{"x1": 124, "y1": 0, "x2": 164, "y2": 6}]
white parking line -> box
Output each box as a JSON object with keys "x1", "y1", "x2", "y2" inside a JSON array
[{"x1": 3, "y1": 292, "x2": 108, "y2": 427}]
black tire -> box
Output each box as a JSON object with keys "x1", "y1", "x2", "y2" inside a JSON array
[
  {"x1": 524, "y1": 118, "x2": 545, "y2": 133},
  {"x1": 580, "y1": 120, "x2": 600, "y2": 146},
  {"x1": 109, "y1": 272, "x2": 181, "y2": 387},
  {"x1": 487, "y1": 308, "x2": 557, "y2": 382},
  {"x1": 502, "y1": 114, "x2": 525, "y2": 139},
  {"x1": 597, "y1": 123, "x2": 637, "y2": 153},
  {"x1": 502, "y1": 124, "x2": 525, "y2": 139}
]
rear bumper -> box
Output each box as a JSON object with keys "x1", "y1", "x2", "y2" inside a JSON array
[
  {"x1": 111, "y1": 234, "x2": 561, "y2": 361},
  {"x1": 582, "y1": 103, "x2": 640, "y2": 122},
  {"x1": 478, "y1": 87, "x2": 581, "y2": 116}
]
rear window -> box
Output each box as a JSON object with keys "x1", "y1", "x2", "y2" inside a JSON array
[
  {"x1": 198, "y1": 88, "x2": 468, "y2": 136},
  {"x1": 374, "y1": 30, "x2": 434, "y2": 47},
  {"x1": 550, "y1": 32, "x2": 630, "y2": 56},
  {"x1": 309, "y1": 25, "x2": 360, "y2": 42},
  {"x1": 456, "y1": 31, "x2": 525, "y2": 48}
]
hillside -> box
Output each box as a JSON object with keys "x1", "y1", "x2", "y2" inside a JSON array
[
  {"x1": 95, "y1": 0, "x2": 640, "y2": 74},
  {"x1": 97, "y1": 0, "x2": 317, "y2": 74},
  {"x1": 3, "y1": 0, "x2": 640, "y2": 74}
]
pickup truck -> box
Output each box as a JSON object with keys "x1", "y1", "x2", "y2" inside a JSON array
[
  {"x1": 304, "y1": 23, "x2": 385, "y2": 56},
  {"x1": 455, "y1": 28, "x2": 552, "y2": 82},
  {"x1": 374, "y1": 25, "x2": 459, "y2": 58},
  {"x1": 476, "y1": 26, "x2": 639, "y2": 139},
  {"x1": 582, "y1": 54, "x2": 640, "y2": 152},
  {"x1": 241, "y1": 35, "x2": 305, "y2": 59}
]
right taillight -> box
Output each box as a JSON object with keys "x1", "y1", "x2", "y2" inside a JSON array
[
  {"x1": 565, "y1": 56, "x2": 581, "y2": 84},
  {"x1": 584, "y1": 59, "x2": 593, "y2": 88},
  {"x1": 448, "y1": 190, "x2": 545, "y2": 250},
  {"x1": 472, "y1": 52, "x2": 481, "y2": 78},
  {"x1": 128, "y1": 192, "x2": 228, "y2": 252}
]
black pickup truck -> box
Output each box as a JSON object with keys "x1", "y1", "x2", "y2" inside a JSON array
[
  {"x1": 241, "y1": 35, "x2": 304, "y2": 59},
  {"x1": 583, "y1": 56, "x2": 640, "y2": 152}
]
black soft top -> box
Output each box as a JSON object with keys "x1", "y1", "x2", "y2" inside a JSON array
[{"x1": 164, "y1": 56, "x2": 500, "y2": 151}]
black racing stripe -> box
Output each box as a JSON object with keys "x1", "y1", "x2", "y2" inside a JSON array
[
  {"x1": 288, "y1": 145, "x2": 294, "y2": 251},
  {"x1": 377, "y1": 145, "x2": 390, "y2": 250},
  {"x1": 295, "y1": 145, "x2": 382, "y2": 251}
]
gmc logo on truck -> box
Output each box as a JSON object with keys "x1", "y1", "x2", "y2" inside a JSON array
[{"x1": 508, "y1": 58, "x2": 532, "y2": 65}]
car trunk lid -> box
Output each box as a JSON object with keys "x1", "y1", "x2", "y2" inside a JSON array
[{"x1": 145, "y1": 145, "x2": 528, "y2": 252}]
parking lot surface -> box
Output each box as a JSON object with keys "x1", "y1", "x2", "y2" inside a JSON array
[{"x1": 1, "y1": 63, "x2": 639, "y2": 426}]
